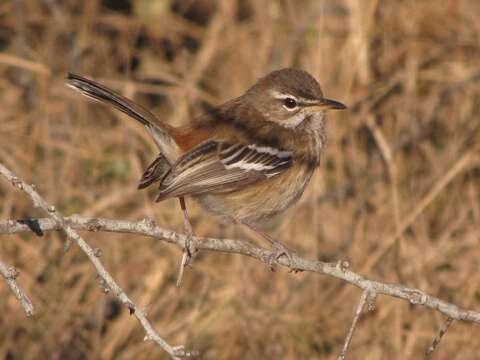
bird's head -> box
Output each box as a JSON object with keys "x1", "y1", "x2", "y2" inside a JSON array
[{"x1": 244, "y1": 68, "x2": 346, "y2": 130}]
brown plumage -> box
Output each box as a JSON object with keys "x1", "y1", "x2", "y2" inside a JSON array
[{"x1": 65, "y1": 69, "x2": 346, "y2": 266}]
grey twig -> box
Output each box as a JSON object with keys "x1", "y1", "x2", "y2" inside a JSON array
[
  {"x1": 425, "y1": 317, "x2": 454, "y2": 357},
  {"x1": 1, "y1": 215, "x2": 479, "y2": 326},
  {"x1": 0, "y1": 163, "x2": 183, "y2": 360},
  {"x1": 0, "y1": 256, "x2": 34, "y2": 316},
  {"x1": 1, "y1": 167, "x2": 480, "y2": 359},
  {"x1": 337, "y1": 290, "x2": 369, "y2": 360}
]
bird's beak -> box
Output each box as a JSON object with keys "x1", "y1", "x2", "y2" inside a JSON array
[{"x1": 310, "y1": 98, "x2": 347, "y2": 111}]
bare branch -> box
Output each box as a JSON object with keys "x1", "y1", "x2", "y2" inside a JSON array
[
  {"x1": 0, "y1": 257, "x2": 34, "y2": 316},
  {"x1": 1, "y1": 163, "x2": 480, "y2": 359},
  {"x1": 425, "y1": 317, "x2": 454, "y2": 357},
  {"x1": 1, "y1": 215, "x2": 479, "y2": 326},
  {"x1": 338, "y1": 290, "x2": 369, "y2": 360},
  {"x1": 0, "y1": 163, "x2": 183, "y2": 360}
]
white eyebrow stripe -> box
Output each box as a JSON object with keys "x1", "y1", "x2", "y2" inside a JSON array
[
  {"x1": 270, "y1": 90, "x2": 319, "y2": 105},
  {"x1": 269, "y1": 90, "x2": 298, "y2": 101}
]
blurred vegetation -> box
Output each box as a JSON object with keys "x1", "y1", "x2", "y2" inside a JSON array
[{"x1": 0, "y1": 0, "x2": 479, "y2": 359}]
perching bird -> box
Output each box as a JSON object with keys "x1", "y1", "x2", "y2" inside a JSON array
[{"x1": 66, "y1": 69, "x2": 346, "y2": 269}]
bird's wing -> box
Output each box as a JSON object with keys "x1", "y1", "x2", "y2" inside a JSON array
[
  {"x1": 138, "y1": 153, "x2": 171, "y2": 190},
  {"x1": 154, "y1": 140, "x2": 293, "y2": 201}
]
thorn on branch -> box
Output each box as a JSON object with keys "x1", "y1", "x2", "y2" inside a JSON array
[
  {"x1": 11, "y1": 177, "x2": 23, "y2": 189},
  {"x1": 96, "y1": 276, "x2": 110, "y2": 294},
  {"x1": 86, "y1": 219, "x2": 102, "y2": 232},
  {"x1": 406, "y1": 289, "x2": 428, "y2": 305},
  {"x1": 141, "y1": 217, "x2": 156, "y2": 229},
  {"x1": 6, "y1": 266, "x2": 19, "y2": 280},
  {"x1": 366, "y1": 291, "x2": 377, "y2": 312},
  {"x1": 336, "y1": 260, "x2": 350, "y2": 272},
  {"x1": 173, "y1": 345, "x2": 199, "y2": 358},
  {"x1": 127, "y1": 301, "x2": 135, "y2": 315},
  {"x1": 173, "y1": 345, "x2": 186, "y2": 356}
]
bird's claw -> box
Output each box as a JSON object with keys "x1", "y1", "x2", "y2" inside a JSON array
[
  {"x1": 266, "y1": 243, "x2": 297, "y2": 271},
  {"x1": 184, "y1": 235, "x2": 197, "y2": 266}
]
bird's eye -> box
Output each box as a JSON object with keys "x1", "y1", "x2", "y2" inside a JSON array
[{"x1": 283, "y1": 97, "x2": 298, "y2": 110}]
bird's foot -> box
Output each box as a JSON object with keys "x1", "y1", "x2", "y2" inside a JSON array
[
  {"x1": 184, "y1": 234, "x2": 198, "y2": 266},
  {"x1": 267, "y1": 240, "x2": 296, "y2": 272},
  {"x1": 242, "y1": 222, "x2": 301, "y2": 272}
]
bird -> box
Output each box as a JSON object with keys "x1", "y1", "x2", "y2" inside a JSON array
[{"x1": 65, "y1": 68, "x2": 346, "y2": 270}]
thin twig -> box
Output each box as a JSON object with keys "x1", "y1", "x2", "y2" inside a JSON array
[
  {"x1": 176, "y1": 196, "x2": 195, "y2": 287},
  {"x1": 0, "y1": 256, "x2": 34, "y2": 316},
  {"x1": 337, "y1": 290, "x2": 369, "y2": 360},
  {"x1": 0, "y1": 163, "x2": 183, "y2": 360},
  {"x1": 1, "y1": 215, "x2": 480, "y2": 325},
  {"x1": 425, "y1": 317, "x2": 454, "y2": 357}
]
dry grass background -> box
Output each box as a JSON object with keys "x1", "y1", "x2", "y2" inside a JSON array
[{"x1": 0, "y1": 0, "x2": 479, "y2": 359}]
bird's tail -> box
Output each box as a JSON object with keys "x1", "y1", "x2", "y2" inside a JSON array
[{"x1": 65, "y1": 73, "x2": 178, "y2": 163}]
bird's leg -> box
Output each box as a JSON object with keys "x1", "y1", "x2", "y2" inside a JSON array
[
  {"x1": 176, "y1": 196, "x2": 196, "y2": 287},
  {"x1": 243, "y1": 223, "x2": 294, "y2": 270}
]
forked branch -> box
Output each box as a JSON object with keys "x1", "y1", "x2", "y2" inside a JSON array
[
  {"x1": 0, "y1": 163, "x2": 184, "y2": 360},
  {"x1": 1, "y1": 214, "x2": 479, "y2": 325}
]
